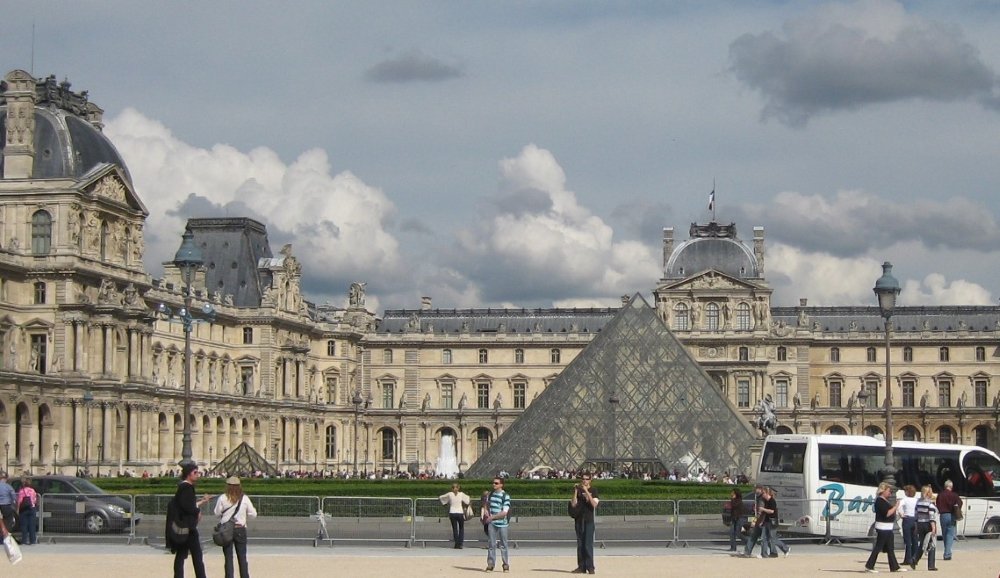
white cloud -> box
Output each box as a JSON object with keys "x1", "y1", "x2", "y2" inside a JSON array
[
  {"x1": 902, "y1": 273, "x2": 993, "y2": 306},
  {"x1": 106, "y1": 108, "x2": 403, "y2": 310}
]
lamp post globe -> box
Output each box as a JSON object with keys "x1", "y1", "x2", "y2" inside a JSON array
[
  {"x1": 174, "y1": 227, "x2": 204, "y2": 469},
  {"x1": 873, "y1": 261, "x2": 901, "y2": 488}
]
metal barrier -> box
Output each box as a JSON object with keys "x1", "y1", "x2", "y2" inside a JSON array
[
  {"x1": 37, "y1": 493, "x2": 140, "y2": 543},
  {"x1": 319, "y1": 497, "x2": 414, "y2": 545}
]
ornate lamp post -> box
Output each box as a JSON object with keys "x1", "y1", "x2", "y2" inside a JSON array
[
  {"x1": 874, "y1": 261, "x2": 901, "y2": 487},
  {"x1": 53, "y1": 441, "x2": 59, "y2": 473},
  {"x1": 74, "y1": 442, "x2": 80, "y2": 471},
  {"x1": 83, "y1": 389, "x2": 93, "y2": 476},
  {"x1": 96, "y1": 443, "x2": 103, "y2": 477},
  {"x1": 28, "y1": 442, "x2": 34, "y2": 473},
  {"x1": 609, "y1": 392, "x2": 620, "y2": 476},
  {"x1": 157, "y1": 228, "x2": 216, "y2": 469},
  {"x1": 857, "y1": 388, "x2": 869, "y2": 435}
]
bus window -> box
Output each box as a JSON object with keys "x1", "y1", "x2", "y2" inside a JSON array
[
  {"x1": 962, "y1": 451, "x2": 1000, "y2": 497},
  {"x1": 761, "y1": 441, "x2": 806, "y2": 474}
]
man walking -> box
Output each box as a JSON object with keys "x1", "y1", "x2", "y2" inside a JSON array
[
  {"x1": 935, "y1": 479, "x2": 962, "y2": 561},
  {"x1": 172, "y1": 464, "x2": 213, "y2": 578},
  {"x1": 571, "y1": 473, "x2": 600, "y2": 574},
  {"x1": 0, "y1": 471, "x2": 16, "y2": 532},
  {"x1": 743, "y1": 485, "x2": 769, "y2": 558},
  {"x1": 762, "y1": 487, "x2": 790, "y2": 557},
  {"x1": 484, "y1": 477, "x2": 511, "y2": 573}
]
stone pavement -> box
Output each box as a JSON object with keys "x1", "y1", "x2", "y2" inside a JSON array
[{"x1": 4, "y1": 540, "x2": 998, "y2": 577}]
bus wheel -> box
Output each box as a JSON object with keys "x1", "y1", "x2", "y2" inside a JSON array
[{"x1": 982, "y1": 518, "x2": 1000, "y2": 539}]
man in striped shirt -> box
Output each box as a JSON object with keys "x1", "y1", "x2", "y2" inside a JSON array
[{"x1": 484, "y1": 477, "x2": 511, "y2": 572}]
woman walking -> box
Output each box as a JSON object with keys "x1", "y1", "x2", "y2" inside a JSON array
[
  {"x1": 910, "y1": 485, "x2": 938, "y2": 571},
  {"x1": 864, "y1": 482, "x2": 903, "y2": 573},
  {"x1": 439, "y1": 483, "x2": 470, "y2": 548},
  {"x1": 727, "y1": 488, "x2": 745, "y2": 552},
  {"x1": 898, "y1": 485, "x2": 919, "y2": 565},
  {"x1": 213, "y1": 477, "x2": 258, "y2": 578}
]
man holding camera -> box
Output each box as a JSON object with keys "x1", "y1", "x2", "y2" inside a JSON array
[{"x1": 571, "y1": 473, "x2": 600, "y2": 574}]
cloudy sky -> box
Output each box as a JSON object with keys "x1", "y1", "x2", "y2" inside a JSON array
[{"x1": 5, "y1": 0, "x2": 1000, "y2": 312}]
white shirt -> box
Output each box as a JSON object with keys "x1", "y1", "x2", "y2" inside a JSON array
[
  {"x1": 214, "y1": 494, "x2": 258, "y2": 527},
  {"x1": 439, "y1": 491, "x2": 471, "y2": 514},
  {"x1": 899, "y1": 495, "x2": 919, "y2": 518}
]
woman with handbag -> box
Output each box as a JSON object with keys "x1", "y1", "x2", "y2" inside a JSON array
[
  {"x1": 15, "y1": 477, "x2": 38, "y2": 546},
  {"x1": 439, "y1": 483, "x2": 471, "y2": 549},
  {"x1": 213, "y1": 477, "x2": 257, "y2": 578}
]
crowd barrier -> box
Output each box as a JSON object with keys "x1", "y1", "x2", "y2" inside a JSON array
[{"x1": 22, "y1": 494, "x2": 995, "y2": 547}]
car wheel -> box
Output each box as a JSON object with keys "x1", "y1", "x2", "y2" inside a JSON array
[{"x1": 84, "y1": 512, "x2": 108, "y2": 534}]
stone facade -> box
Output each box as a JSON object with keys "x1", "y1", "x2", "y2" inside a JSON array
[{"x1": 1, "y1": 69, "x2": 997, "y2": 478}]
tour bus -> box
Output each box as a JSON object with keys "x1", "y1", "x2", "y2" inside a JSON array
[{"x1": 757, "y1": 434, "x2": 1000, "y2": 538}]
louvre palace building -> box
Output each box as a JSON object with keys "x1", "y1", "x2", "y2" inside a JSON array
[{"x1": 2, "y1": 69, "x2": 999, "y2": 477}]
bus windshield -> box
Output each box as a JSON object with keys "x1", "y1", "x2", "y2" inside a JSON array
[{"x1": 760, "y1": 441, "x2": 806, "y2": 474}]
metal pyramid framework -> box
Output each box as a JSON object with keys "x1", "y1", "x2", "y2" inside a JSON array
[
  {"x1": 209, "y1": 441, "x2": 280, "y2": 477},
  {"x1": 466, "y1": 294, "x2": 757, "y2": 478}
]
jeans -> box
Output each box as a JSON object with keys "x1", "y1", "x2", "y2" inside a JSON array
[
  {"x1": 173, "y1": 529, "x2": 207, "y2": 578},
  {"x1": 729, "y1": 517, "x2": 745, "y2": 551},
  {"x1": 764, "y1": 522, "x2": 788, "y2": 556},
  {"x1": 223, "y1": 526, "x2": 250, "y2": 578},
  {"x1": 19, "y1": 508, "x2": 37, "y2": 545},
  {"x1": 448, "y1": 513, "x2": 465, "y2": 546},
  {"x1": 940, "y1": 512, "x2": 956, "y2": 559},
  {"x1": 744, "y1": 524, "x2": 768, "y2": 556},
  {"x1": 911, "y1": 522, "x2": 936, "y2": 570},
  {"x1": 486, "y1": 524, "x2": 509, "y2": 569},
  {"x1": 574, "y1": 517, "x2": 596, "y2": 571},
  {"x1": 865, "y1": 528, "x2": 901, "y2": 572},
  {"x1": 901, "y1": 516, "x2": 917, "y2": 563}
]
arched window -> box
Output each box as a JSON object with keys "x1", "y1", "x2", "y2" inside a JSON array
[
  {"x1": 31, "y1": 210, "x2": 52, "y2": 255},
  {"x1": 673, "y1": 303, "x2": 690, "y2": 331},
  {"x1": 901, "y1": 426, "x2": 920, "y2": 442},
  {"x1": 736, "y1": 302, "x2": 751, "y2": 331},
  {"x1": 938, "y1": 426, "x2": 955, "y2": 444},
  {"x1": 826, "y1": 425, "x2": 847, "y2": 435},
  {"x1": 777, "y1": 346, "x2": 787, "y2": 362},
  {"x1": 706, "y1": 303, "x2": 720, "y2": 331},
  {"x1": 380, "y1": 428, "x2": 396, "y2": 461},
  {"x1": 864, "y1": 425, "x2": 883, "y2": 438},
  {"x1": 325, "y1": 425, "x2": 337, "y2": 460}
]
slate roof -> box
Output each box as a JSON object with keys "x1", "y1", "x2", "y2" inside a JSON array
[
  {"x1": 375, "y1": 307, "x2": 618, "y2": 335},
  {"x1": 186, "y1": 218, "x2": 273, "y2": 308}
]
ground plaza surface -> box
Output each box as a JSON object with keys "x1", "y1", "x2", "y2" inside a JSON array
[{"x1": 5, "y1": 540, "x2": 998, "y2": 577}]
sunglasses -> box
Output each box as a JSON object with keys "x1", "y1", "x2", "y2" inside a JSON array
[{"x1": 492, "y1": 481, "x2": 502, "y2": 485}]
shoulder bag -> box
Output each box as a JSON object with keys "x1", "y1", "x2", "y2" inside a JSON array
[
  {"x1": 165, "y1": 497, "x2": 190, "y2": 546},
  {"x1": 953, "y1": 503, "x2": 964, "y2": 522},
  {"x1": 568, "y1": 499, "x2": 584, "y2": 519},
  {"x1": 212, "y1": 498, "x2": 242, "y2": 547}
]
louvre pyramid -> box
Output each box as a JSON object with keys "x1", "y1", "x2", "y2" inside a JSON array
[
  {"x1": 466, "y1": 294, "x2": 757, "y2": 478},
  {"x1": 210, "y1": 441, "x2": 280, "y2": 477}
]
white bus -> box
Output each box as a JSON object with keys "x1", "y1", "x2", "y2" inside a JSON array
[{"x1": 757, "y1": 434, "x2": 1000, "y2": 538}]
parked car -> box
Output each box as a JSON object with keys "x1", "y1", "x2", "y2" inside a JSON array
[
  {"x1": 721, "y1": 490, "x2": 757, "y2": 526},
  {"x1": 10, "y1": 475, "x2": 140, "y2": 534}
]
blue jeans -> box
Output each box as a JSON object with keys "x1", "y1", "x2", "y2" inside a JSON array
[
  {"x1": 222, "y1": 526, "x2": 249, "y2": 578},
  {"x1": 765, "y1": 522, "x2": 788, "y2": 555},
  {"x1": 744, "y1": 524, "x2": 768, "y2": 556},
  {"x1": 574, "y1": 517, "x2": 596, "y2": 571},
  {"x1": 487, "y1": 524, "x2": 509, "y2": 569},
  {"x1": 940, "y1": 512, "x2": 956, "y2": 559},
  {"x1": 901, "y1": 516, "x2": 917, "y2": 563},
  {"x1": 19, "y1": 508, "x2": 37, "y2": 545},
  {"x1": 729, "y1": 517, "x2": 745, "y2": 551}
]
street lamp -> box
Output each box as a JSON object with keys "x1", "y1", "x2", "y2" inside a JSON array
[
  {"x1": 74, "y1": 442, "x2": 80, "y2": 472},
  {"x1": 3, "y1": 441, "x2": 7, "y2": 473},
  {"x1": 209, "y1": 446, "x2": 213, "y2": 469},
  {"x1": 857, "y1": 388, "x2": 869, "y2": 435},
  {"x1": 157, "y1": 227, "x2": 216, "y2": 469},
  {"x1": 609, "y1": 392, "x2": 620, "y2": 476},
  {"x1": 96, "y1": 443, "x2": 103, "y2": 478},
  {"x1": 83, "y1": 389, "x2": 93, "y2": 476},
  {"x1": 874, "y1": 261, "x2": 901, "y2": 488},
  {"x1": 28, "y1": 442, "x2": 34, "y2": 473},
  {"x1": 352, "y1": 390, "x2": 363, "y2": 477},
  {"x1": 53, "y1": 441, "x2": 60, "y2": 473}
]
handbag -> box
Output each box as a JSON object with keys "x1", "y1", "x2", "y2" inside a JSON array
[
  {"x1": 212, "y1": 499, "x2": 241, "y2": 547},
  {"x1": 954, "y1": 504, "x2": 964, "y2": 522},
  {"x1": 568, "y1": 499, "x2": 584, "y2": 519},
  {"x1": 463, "y1": 503, "x2": 475, "y2": 521},
  {"x1": 164, "y1": 497, "x2": 190, "y2": 546},
  {"x1": 0, "y1": 521, "x2": 21, "y2": 565}
]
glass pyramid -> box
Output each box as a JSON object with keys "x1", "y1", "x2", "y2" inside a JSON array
[
  {"x1": 467, "y1": 294, "x2": 757, "y2": 478},
  {"x1": 210, "y1": 441, "x2": 280, "y2": 477}
]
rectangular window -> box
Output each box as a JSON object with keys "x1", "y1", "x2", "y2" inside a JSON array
[
  {"x1": 325, "y1": 426, "x2": 337, "y2": 460},
  {"x1": 975, "y1": 379, "x2": 988, "y2": 407},
  {"x1": 940, "y1": 347, "x2": 950, "y2": 362},
  {"x1": 30, "y1": 334, "x2": 47, "y2": 374},
  {"x1": 777, "y1": 347, "x2": 787, "y2": 362},
  {"x1": 829, "y1": 381, "x2": 842, "y2": 408},
  {"x1": 775, "y1": 379, "x2": 788, "y2": 408},
  {"x1": 514, "y1": 349, "x2": 524, "y2": 364},
  {"x1": 441, "y1": 383, "x2": 453, "y2": 409},
  {"x1": 737, "y1": 379, "x2": 750, "y2": 408},
  {"x1": 240, "y1": 367, "x2": 254, "y2": 395},
  {"x1": 382, "y1": 382, "x2": 394, "y2": 409},
  {"x1": 442, "y1": 349, "x2": 452, "y2": 364},
  {"x1": 830, "y1": 348, "x2": 840, "y2": 362},
  {"x1": 479, "y1": 349, "x2": 488, "y2": 364},
  {"x1": 476, "y1": 382, "x2": 490, "y2": 409},
  {"x1": 903, "y1": 347, "x2": 913, "y2": 362},
  {"x1": 976, "y1": 347, "x2": 986, "y2": 362},
  {"x1": 867, "y1": 348, "x2": 877, "y2": 363},
  {"x1": 33, "y1": 282, "x2": 46, "y2": 305},
  {"x1": 327, "y1": 340, "x2": 336, "y2": 356},
  {"x1": 513, "y1": 383, "x2": 526, "y2": 409},
  {"x1": 902, "y1": 379, "x2": 915, "y2": 407},
  {"x1": 383, "y1": 349, "x2": 393, "y2": 364},
  {"x1": 242, "y1": 327, "x2": 253, "y2": 344},
  {"x1": 326, "y1": 376, "x2": 338, "y2": 404},
  {"x1": 760, "y1": 441, "x2": 806, "y2": 474},
  {"x1": 938, "y1": 380, "x2": 952, "y2": 407},
  {"x1": 550, "y1": 349, "x2": 561, "y2": 363},
  {"x1": 864, "y1": 380, "x2": 879, "y2": 408}
]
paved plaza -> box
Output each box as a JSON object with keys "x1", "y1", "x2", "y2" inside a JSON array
[{"x1": 4, "y1": 540, "x2": 998, "y2": 577}]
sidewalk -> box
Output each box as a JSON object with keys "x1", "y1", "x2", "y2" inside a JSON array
[{"x1": 5, "y1": 541, "x2": 996, "y2": 577}]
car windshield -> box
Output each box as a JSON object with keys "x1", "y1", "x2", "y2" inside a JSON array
[{"x1": 69, "y1": 479, "x2": 107, "y2": 494}]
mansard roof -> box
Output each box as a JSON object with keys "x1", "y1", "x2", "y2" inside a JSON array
[
  {"x1": 185, "y1": 218, "x2": 272, "y2": 308},
  {"x1": 375, "y1": 307, "x2": 617, "y2": 334},
  {"x1": 772, "y1": 305, "x2": 1000, "y2": 335}
]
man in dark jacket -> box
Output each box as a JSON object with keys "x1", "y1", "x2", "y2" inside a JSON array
[
  {"x1": 172, "y1": 463, "x2": 212, "y2": 578},
  {"x1": 935, "y1": 479, "x2": 962, "y2": 561}
]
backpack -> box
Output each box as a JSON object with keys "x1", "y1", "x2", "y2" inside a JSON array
[{"x1": 164, "y1": 497, "x2": 190, "y2": 546}]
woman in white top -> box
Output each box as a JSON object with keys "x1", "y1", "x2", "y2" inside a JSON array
[
  {"x1": 213, "y1": 477, "x2": 258, "y2": 578},
  {"x1": 439, "y1": 483, "x2": 471, "y2": 548},
  {"x1": 899, "y1": 485, "x2": 919, "y2": 566}
]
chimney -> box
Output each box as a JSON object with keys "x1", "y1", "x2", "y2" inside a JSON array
[
  {"x1": 753, "y1": 227, "x2": 765, "y2": 275},
  {"x1": 421, "y1": 296, "x2": 432, "y2": 310},
  {"x1": 799, "y1": 298, "x2": 808, "y2": 307},
  {"x1": 662, "y1": 227, "x2": 674, "y2": 273},
  {"x1": 2, "y1": 70, "x2": 37, "y2": 179}
]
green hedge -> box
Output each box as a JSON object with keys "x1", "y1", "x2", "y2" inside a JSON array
[{"x1": 96, "y1": 477, "x2": 748, "y2": 502}]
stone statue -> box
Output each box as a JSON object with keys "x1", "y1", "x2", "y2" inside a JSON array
[
  {"x1": 493, "y1": 393, "x2": 503, "y2": 409},
  {"x1": 847, "y1": 391, "x2": 857, "y2": 409},
  {"x1": 797, "y1": 309, "x2": 809, "y2": 327},
  {"x1": 398, "y1": 395, "x2": 405, "y2": 410},
  {"x1": 421, "y1": 392, "x2": 431, "y2": 411},
  {"x1": 458, "y1": 392, "x2": 468, "y2": 410},
  {"x1": 958, "y1": 391, "x2": 968, "y2": 409},
  {"x1": 754, "y1": 395, "x2": 778, "y2": 436},
  {"x1": 349, "y1": 282, "x2": 367, "y2": 307},
  {"x1": 29, "y1": 344, "x2": 40, "y2": 372},
  {"x1": 920, "y1": 390, "x2": 929, "y2": 409},
  {"x1": 691, "y1": 302, "x2": 702, "y2": 327},
  {"x1": 792, "y1": 391, "x2": 802, "y2": 409},
  {"x1": 722, "y1": 302, "x2": 732, "y2": 327},
  {"x1": 811, "y1": 392, "x2": 820, "y2": 410},
  {"x1": 849, "y1": 320, "x2": 858, "y2": 331}
]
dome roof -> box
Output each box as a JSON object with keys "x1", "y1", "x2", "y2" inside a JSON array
[
  {"x1": 665, "y1": 222, "x2": 759, "y2": 279},
  {"x1": 0, "y1": 72, "x2": 131, "y2": 183}
]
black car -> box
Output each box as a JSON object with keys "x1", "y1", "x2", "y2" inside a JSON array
[
  {"x1": 11, "y1": 475, "x2": 141, "y2": 534},
  {"x1": 721, "y1": 490, "x2": 757, "y2": 526}
]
